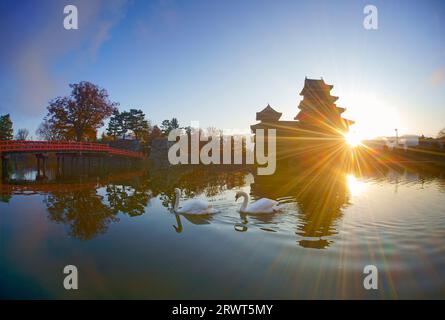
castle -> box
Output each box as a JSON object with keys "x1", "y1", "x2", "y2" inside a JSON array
[{"x1": 251, "y1": 78, "x2": 354, "y2": 164}]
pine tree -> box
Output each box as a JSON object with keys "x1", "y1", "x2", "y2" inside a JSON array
[
  {"x1": 160, "y1": 118, "x2": 180, "y2": 135},
  {"x1": 107, "y1": 110, "x2": 121, "y2": 140},
  {"x1": 0, "y1": 114, "x2": 13, "y2": 140},
  {"x1": 128, "y1": 109, "x2": 150, "y2": 141}
]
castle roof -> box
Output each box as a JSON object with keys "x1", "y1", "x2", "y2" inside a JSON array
[
  {"x1": 256, "y1": 104, "x2": 282, "y2": 121},
  {"x1": 299, "y1": 78, "x2": 333, "y2": 95},
  {"x1": 251, "y1": 78, "x2": 355, "y2": 135}
]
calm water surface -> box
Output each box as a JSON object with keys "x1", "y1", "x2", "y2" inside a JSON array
[{"x1": 1, "y1": 164, "x2": 445, "y2": 299}]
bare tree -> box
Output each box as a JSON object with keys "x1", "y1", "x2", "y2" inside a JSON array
[
  {"x1": 36, "y1": 120, "x2": 63, "y2": 141},
  {"x1": 15, "y1": 128, "x2": 29, "y2": 140}
]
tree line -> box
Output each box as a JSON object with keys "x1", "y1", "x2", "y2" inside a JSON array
[
  {"x1": 0, "y1": 81, "x2": 192, "y2": 153},
  {"x1": 4, "y1": 80, "x2": 444, "y2": 145},
  {"x1": 0, "y1": 114, "x2": 30, "y2": 141}
]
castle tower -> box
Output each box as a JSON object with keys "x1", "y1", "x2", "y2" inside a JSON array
[
  {"x1": 251, "y1": 104, "x2": 298, "y2": 163},
  {"x1": 255, "y1": 104, "x2": 283, "y2": 123},
  {"x1": 250, "y1": 78, "x2": 355, "y2": 168},
  {"x1": 294, "y1": 78, "x2": 354, "y2": 135}
]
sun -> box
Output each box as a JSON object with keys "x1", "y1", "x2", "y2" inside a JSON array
[{"x1": 344, "y1": 131, "x2": 362, "y2": 147}]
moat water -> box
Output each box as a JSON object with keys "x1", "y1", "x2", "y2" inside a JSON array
[{"x1": 1, "y1": 163, "x2": 445, "y2": 299}]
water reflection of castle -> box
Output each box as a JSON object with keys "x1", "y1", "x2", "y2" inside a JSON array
[
  {"x1": 251, "y1": 78, "x2": 354, "y2": 164},
  {"x1": 249, "y1": 78, "x2": 355, "y2": 248},
  {"x1": 251, "y1": 167, "x2": 350, "y2": 249}
]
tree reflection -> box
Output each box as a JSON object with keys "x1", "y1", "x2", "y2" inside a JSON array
[
  {"x1": 40, "y1": 165, "x2": 247, "y2": 238},
  {"x1": 106, "y1": 183, "x2": 152, "y2": 217},
  {"x1": 43, "y1": 170, "x2": 153, "y2": 239},
  {"x1": 1, "y1": 164, "x2": 249, "y2": 238},
  {"x1": 45, "y1": 189, "x2": 118, "y2": 240},
  {"x1": 4, "y1": 158, "x2": 445, "y2": 244},
  {"x1": 148, "y1": 165, "x2": 247, "y2": 211},
  {"x1": 0, "y1": 193, "x2": 11, "y2": 203}
]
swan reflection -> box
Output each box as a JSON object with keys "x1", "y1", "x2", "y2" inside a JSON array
[{"x1": 172, "y1": 213, "x2": 214, "y2": 233}]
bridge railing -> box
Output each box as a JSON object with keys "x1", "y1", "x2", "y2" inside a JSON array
[{"x1": 0, "y1": 140, "x2": 145, "y2": 159}]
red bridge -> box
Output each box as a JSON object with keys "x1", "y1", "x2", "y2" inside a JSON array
[
  {"x1": 1, "y1": 140, "x2": 145, "y2": 179},
  {"x1": 0, "y1": 140, "x2": 145, "y2": 159}
]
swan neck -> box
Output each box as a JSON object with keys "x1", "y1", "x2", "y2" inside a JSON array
[
  {"x1": 240, "y1": 192, "x2": 249, "y2": 211},
  {"x1": 174, "y1": 190, "x2": 180, "y2": 211},
  {"x1": 174, "y1": 214, "x2": 183, "y2": 233}
]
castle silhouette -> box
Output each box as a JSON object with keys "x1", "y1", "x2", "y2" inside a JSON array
[{"x1": 251, "y1": 77, "x2": 354, "y2": 165}]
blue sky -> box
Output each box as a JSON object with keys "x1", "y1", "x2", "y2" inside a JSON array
[{"x1": 0, "y1": 0, "x2": 444, "y2": 139}]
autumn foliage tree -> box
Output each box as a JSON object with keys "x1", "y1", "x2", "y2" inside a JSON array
[{"x1": 42, "y1": 82, "x2": 117, "y2": 141}]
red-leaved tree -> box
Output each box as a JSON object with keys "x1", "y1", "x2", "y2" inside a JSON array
[{"x1": 42, "y1": 82, "x2": 117, "y2": 141}]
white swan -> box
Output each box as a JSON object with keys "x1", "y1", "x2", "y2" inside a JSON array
[
  {"x1": 235, "y1": 191, "x2": 282, "y2": 214},
  {"x1": 174, "y1": 188, "x2": 218, "y2": 214}
]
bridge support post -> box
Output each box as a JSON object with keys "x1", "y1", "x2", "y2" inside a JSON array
[
  {"x1": 36, "y1": 153, "x2": 48, "y2": 180},
  {"x1": 56, "y1": 153, "x2": 66, "y2": 177},
  {"x1": 56, "y1": 155, "x2": 61, "y2": 176},
  {"x1": 88, "y1": 156, "x2": 92, "y2": 172},
  {"x1": 70, "y1": 155, "x2": 75, "y2": 173},
  {"x1": 100, "y1": 156, "x2": 105, "y2": 174},
  {"x1": 81, "y1": 154, "x2": 86, "y2": 173},
  {"x1": 1, "y1": 154, "x2": 10, "y2": 179}
]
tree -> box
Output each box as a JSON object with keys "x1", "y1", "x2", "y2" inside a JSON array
[
  {"x1": 117, "y1": 111, "x2": 131, "y2": 139},
  {"x1": 100, "y1": 132, "x2": 113, "y2": 142},
  {"x1": 0, "y1": 114, "x2": 13, "y2": 140},
  {"x1": 170, "y1": 118, "x2": 179, "y2": 131},
  {"x1": 15, "y1": 128, "x2": 29, "y2": 140},
  {"x1": 160, "y1": 118, "x2": 180, "y2": 135},
  {"x1": 160, "y1": 120, "x2": 171, "y2": 135},
  {"x1": 106, "y1": 109, "x2": 122, "y2": 140},
  {"x1": 128, "y1": 109, "x2": 150, "y2": 141},
  {"x1": 438, "y1": 127, "x2": 445, "y2": 139},
  {"x1": 36, "y1": 119, "x2": 63, "y2": 141},
  {"x1": 183, "y1": 126, "x2": 192, "y2": 135},
  {"x1": 150, "y1": 125, "x2": 162, "y2": 140},
  {"x1": 43, "y1": 81, "x2": 117, "y2": 141},
  {"x1": 107, "y1": 108, "x2": 151, "y2": 141}
]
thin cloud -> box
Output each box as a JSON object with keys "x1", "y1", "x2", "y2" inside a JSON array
[
  {"x1": 89, "y1": 0, "x2": 130, "y2": 60},
  {"x1": 430, "y1": 67, "x2": 445, "y2": 87},
  {"x1": 1, "y1": 0, "x2": 131, "y2": 116}
]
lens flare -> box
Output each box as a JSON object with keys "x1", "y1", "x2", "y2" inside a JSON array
[
  {"x1": 347, "y1": 174, "x2": 366, "y2": 196},
  {"x1": 344, "y1": 132, "x2": 362, "y2": 147}
]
